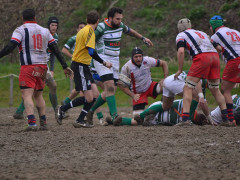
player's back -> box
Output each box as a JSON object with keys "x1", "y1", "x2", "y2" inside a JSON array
[
  {"x1": 12, "y1": 22, "x2": 54, "y2": 65},
  {"x1": 177, "y1": 29, "x2": 217, "y2": 57}
]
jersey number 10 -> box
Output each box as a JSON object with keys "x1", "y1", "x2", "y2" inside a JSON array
[{"x1": 32, "y1": 34, "x2": 42, "y2": 49}]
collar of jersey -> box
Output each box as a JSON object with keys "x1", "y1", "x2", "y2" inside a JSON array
[
  {"x1": 24, "y1": 21, "x2": 37, "y2": 24},
  {"x1": 215, "y1": 25, "x2": 225, "y2": 33},
  {"x1": 104, "y1": 18, "x2": 113, "y2": 28}
]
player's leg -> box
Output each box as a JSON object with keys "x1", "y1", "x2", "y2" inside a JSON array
[
  {"x1": 91, "y1": 83, "x2": 105, "y2": 125},
  {"x1": 21, "y1": 88, "x2": 36, "y2": 128},
  {"x1": 221, "y1": 57, "x2": 240, "y2": 124},
  {"x1": 181, "y1": 76, "x2": 199, "y2": 123},
  {"x1": 134, "y1": 101, "x2": 163, "y2": 122},
  {"x1": 73, "y1": 89, "x2": 95, "y2": 127},
  {"x1": 13, "y1": 99, "x2": 25, "y2": 119},
  {"x1": 33, "y1": 90, "x2": 47, "y2": 130},
  {"x1": 46, "y1": 72, "x2": 58, "y2": 113},
  {"x1": 62, "y1": 88, "x2": 82, "y2": 105}
]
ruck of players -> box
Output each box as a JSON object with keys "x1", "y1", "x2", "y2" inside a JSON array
[{"x1": 0, "y1": 7, "x2": 239, "y2": 131}]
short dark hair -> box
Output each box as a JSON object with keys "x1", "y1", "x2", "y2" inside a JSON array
[
  {"x1": 107, "y1": 7, "x2": 123, "y2": 18},
  {"x1": 22, "y1": 9, "x2": 35, "y2": 21},
  {"x1": 77, "y1": 22, "x2": 86, "y2": 28},
  {"x1": 87, "y1": 10, "x2": 99, "y2": 24}
]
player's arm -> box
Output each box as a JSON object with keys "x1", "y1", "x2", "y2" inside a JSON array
[
  {"x1": 0, "y1": 41, "x2": 18, "y2": 58},
  {"x1": 49, "y1": 53, "x2": 55, "y2": 73},
  {"x1": 62, "y1": 47, "x2": 73, "y2": 58},
  {"x1": 118, "y1": 83, "x2": 140, "y2": 101},
  {"x1": 158, "y1": 60, "x2": 168, "y2": 79},
  {"x1": 211, "y1": 39, "x2": 222, "y2": 54},
  {"x1": 127, "y1": 28, "x2": 153, "y2": 46},
  {"x1": 48, "y1": 41, "x2": 68, "y2": 69},
  {"x1": 88, "y1": 47, "x2": 112, "y2": 68},
  {"x1": 174, "y1": 38, "x2": 185, "y2": 79}
]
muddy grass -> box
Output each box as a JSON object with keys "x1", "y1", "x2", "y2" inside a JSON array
[{"x1": 0, "y1": 107, "x2": 240, "y2": 180}]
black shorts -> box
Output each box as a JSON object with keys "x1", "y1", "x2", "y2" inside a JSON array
[{"x1": 71, "y1": 61, "x2": 93, "y2": 91}]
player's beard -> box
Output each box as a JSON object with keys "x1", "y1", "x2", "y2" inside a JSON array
[{"x1": 111, "y1": 21, "x2": 120, "y2": 29}]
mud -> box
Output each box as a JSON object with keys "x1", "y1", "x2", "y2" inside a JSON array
[{"x1": 0, "y1": 107, "x2": 240, "y2": 180}]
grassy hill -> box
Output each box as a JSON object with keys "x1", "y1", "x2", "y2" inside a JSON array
[{"x1": 0, "y1": 0, "x2": 239, "y2": 61}]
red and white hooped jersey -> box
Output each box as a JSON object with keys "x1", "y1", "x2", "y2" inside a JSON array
[
  {"x1": 11, "y1": 21, "x2": 55, "y2": 65},
  {"x1": 121, "y1": 56, "x2": 160, "y2": 93},
  {"x1": 176, "y1": 29, "x2": 217, "y2": 58},
  {"x1": 211, "y1": 27, "x2": 240, "y2": 61}
]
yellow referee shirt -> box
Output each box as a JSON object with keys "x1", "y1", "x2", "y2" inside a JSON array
[{"x1": 72, "y1": 25, "x2": 95, "y2": 65}]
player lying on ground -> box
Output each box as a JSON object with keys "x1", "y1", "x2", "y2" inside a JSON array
[{"x1": 134, "y1": 94, "x2": 240, "y2": 126}]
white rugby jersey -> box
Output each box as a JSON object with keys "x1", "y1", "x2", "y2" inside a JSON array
[
  {"x1": 11, "y1": 21, "x2": 55, "y2": 65},
  {"x1": 121, "y1": 56, "x2": 159, "y2": 93},
  {"x1": 211, "y1": 27, "x2": 240, "y2": 61},
  {"x1": 176, "y1": 29, "x2": 217, "y2": 58}
]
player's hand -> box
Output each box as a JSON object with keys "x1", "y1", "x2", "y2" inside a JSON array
[
  {"x1": 174, "y1": 70, "x2": 182, "y2": 80},
  {"x1": 142, "y1": 37, "x2": 153, "y2": 46},
  {"x1": 104, "y1": 61, "x2": 112, "y2": 68},
  {"x1": 133, "y1": 94, "x2": 140, "y2": 102},
  {"x1": 64, "y1": 67, "x2": 74, "y2": 80},
  {"x1": 159, "y1": 79, "x2": 165, "y2": 89},
  {"x1": 198, "y1": 97, "x2": 205, "y2": 109}
]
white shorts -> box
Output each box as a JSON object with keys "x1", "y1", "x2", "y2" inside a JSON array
[
  {"x1": 162, "y1": 74, "x2": 185, "y2": 97},
  {"x1": 94, "y1": 54, "x2": 120, "y2": 79}
]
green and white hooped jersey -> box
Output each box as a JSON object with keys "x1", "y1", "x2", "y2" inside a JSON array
[
  {"x1": 95, "y1": 18, "x2": 130, "y2": 57},
  {"x1": 64, "y1": 35, "x2": 76, "y2": 53},
  {"x1": 149, "y1": 99, "x2": 198, "y2": 125}
]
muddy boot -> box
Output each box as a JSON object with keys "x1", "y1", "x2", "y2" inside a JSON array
[
  {"x1": 86, "y1": 110, "x2": 94, "y2": 125},
  {"x1": 113, "y1": 116, "x2": 122, "y2": 126}
]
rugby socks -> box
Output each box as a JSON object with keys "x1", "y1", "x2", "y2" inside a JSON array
[
  {"x1": 61, "y1": 97, "x2": 85, "y2": 112},
  {"x1": 189, "y1": 100, "x2": 198, "y2": 120},
  {"x1": 27, "y1": 115, "x2": 36, "y2": 126},
  {"x1": 40, "y1": 115, "x2": 46, "y2": 125},
  {"x1": 182, "y1": 113, "x2": 190, "y2": 122},
  {"x1": 90, "y1": 95, "x2": 105, "y2": 112},
  {"x1": 77, "y1": 100, "x2": 95, "y2": 122},
  {"x1": 227, "y1": 103, "x2": 234, "y2": 122},
  {"x1": 221, "y1": 109, "x2": 228, "y2": 122},
  {"x1": 120, "y1": 117, "x2": 132, "y2": 125},
  {"x1": 15, "y1": 100, "x2": 25, "y2": 114},
  {"x1": 49, "y1": 93, "x2": 58, "y2": 110},
  {"x1": 140, "y1": 103, "x2": 163, "y2": 120},
  {"x1": 63, "y1": 97, "x2": 71, "y2": 105},
  {"x1": 97, "y1": 112, "x2": 104, "y2": 120},
  {"x1": 106, "y1": 96, "x2": 118, "y2": 119}
]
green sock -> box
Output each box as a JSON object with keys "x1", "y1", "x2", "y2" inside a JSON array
[
  {"x1": 189, "y1": 100, "x2": 198, "y2": 120},
  {"x1": 106, "y1": 96, "x2": 118, "y2": 119},
  {"x1": 16, "y1": 100, "x2": 25, "y2": 114},
  {"x1": 140, "y1": 103, "x2": 163, "y2": 119},
  {"x1": 97, "y1": 112, "x2": 103, "y2": 120},
  {"x1": 120, "y1": 117, "x2": 132, "y2": 125},
  {"x1": 64, "y1": 97, "x2": 71, "y2": 104},
  {"x1": 91, "y1": 95, "x2": 105, "y2": 112},
  {"x1": 49, "y1": 93, "x2": 58, "y2": 110}
]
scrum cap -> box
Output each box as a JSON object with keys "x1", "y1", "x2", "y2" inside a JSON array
[
  {"x1": 177, "y1": 18, "x2": 191, "y2": 32},
  {"x1": 209, "y1": 15, "x2": 223, "y2": 33},
  {"x1": 132, "y1": 47, "x2": 143, "y2": 58},
  {"x1": 47, "y1": 16, "x2": 59, "y2": 28}
]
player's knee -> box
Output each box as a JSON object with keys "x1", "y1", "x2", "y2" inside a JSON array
[
  {"x1": 107, "y1": 86, "x2": 115, "y2": 93},
  {"x1": 208, "y1": 80, "x2": 220, "y2": 89},
  {"x1": 185, "y1": 79, "x2": 197, "y2": 89}
]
